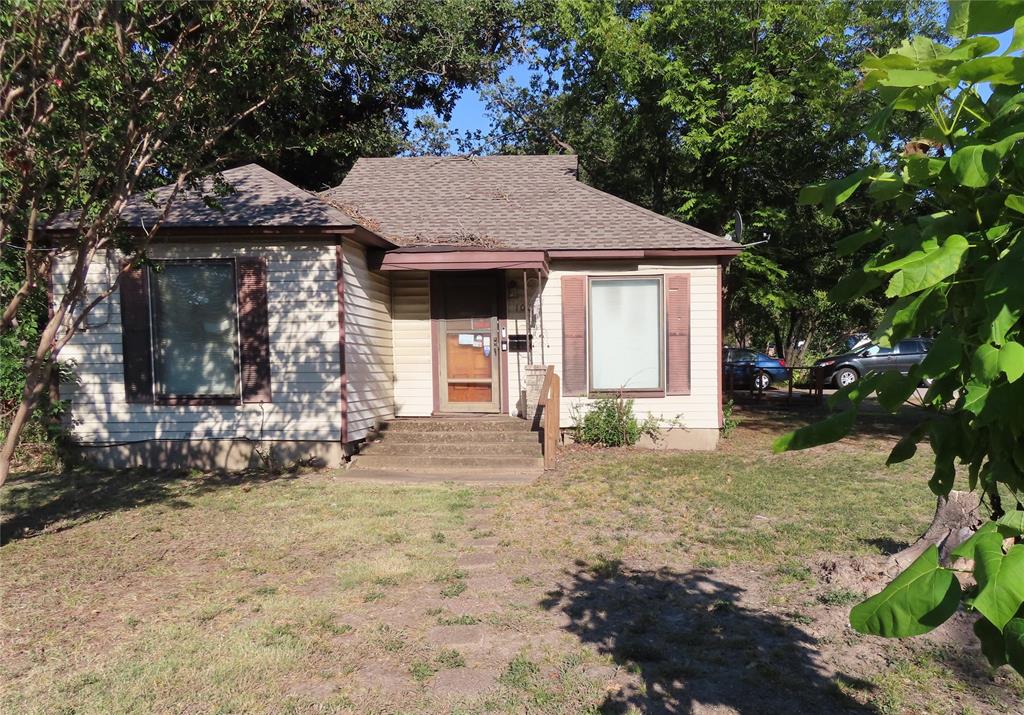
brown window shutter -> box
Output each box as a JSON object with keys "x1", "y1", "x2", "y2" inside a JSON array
[
  {"x1": 666, "y1": 273, "x2": 691, "y2": 395},
  {"x1": 561, "y1": 275, "x2": 587, "y2": 396},
  {"x1": 119, "y1": 266, "x2": 154, "y2": 403},
  {"x1": 237, "y1": 257, "x2": 272, "y2": 403}
]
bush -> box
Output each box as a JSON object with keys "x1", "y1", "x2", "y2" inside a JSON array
[{"x1": 571, "y1": 395, "x2": 662, "y2": 447}]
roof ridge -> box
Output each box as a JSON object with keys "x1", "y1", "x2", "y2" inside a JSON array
[
  {"x1": 568, "y1": 180, "x2": 736, "y2": 246},
  {"x1": 240, "y1": 163, "x2": 353, "y2": 224}
]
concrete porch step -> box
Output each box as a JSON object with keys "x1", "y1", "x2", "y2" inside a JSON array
[
  {"x1": 371, "y1": 430, "x2": 541, "y2": 445},
  {"x1": 361, "y1": 441, "x2": 542, "y2": 457},
  {"x1": 382, "y1": 417, "x2": 533, "y2": 434},
  {"x1": 352, "y1": 454, "x2": 545, "y2": 472}
]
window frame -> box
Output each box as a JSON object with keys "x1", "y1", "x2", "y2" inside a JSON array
[
  {"x1": 586, "y1": 274, "x2": 666, "y2": 398},
  {"x1": 147, "y1": 258, "x2": 243, "y2": 406}
]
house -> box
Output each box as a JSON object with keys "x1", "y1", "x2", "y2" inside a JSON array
[{"x1": 48, "y1": 156, "x2": 740, "y2": 470}]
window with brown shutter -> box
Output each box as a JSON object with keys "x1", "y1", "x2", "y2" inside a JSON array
[
  {"x1": 561, "y1": 275, "x2": 587, "y2": 396},
  {"x1": 118, "y1": 257, "x2": 272, "y2": 406},
  {"x1": 119, "y1": 266, "x2": 155, "y2": 403},
  {"x1": 666, "y1": 273, "x2": 691, "y2": 395},
  {"x1": 237, "y1": 257, "x2": 272, "y2": 403}
]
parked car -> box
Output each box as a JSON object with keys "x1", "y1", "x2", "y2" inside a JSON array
[
  {"x1": 723, "y1": 348, "x2": 789, "y2": 390},
  {"x1": 814, "y1": 337, "x2": 933, "y2": 388}
]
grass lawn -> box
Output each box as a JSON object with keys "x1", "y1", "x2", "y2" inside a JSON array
[{"x1": 2, "y1": 406, "x2": 1021, "y2": 714}]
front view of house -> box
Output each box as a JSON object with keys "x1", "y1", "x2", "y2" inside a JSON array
[{"x1": 49, "y1": 156, "x2": 740, "y2": 469}]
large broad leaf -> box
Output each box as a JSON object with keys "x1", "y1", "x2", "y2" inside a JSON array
[
  {"x1": 973, "y1": 542, "x2": 1024, "y2": 630},
  {"x1": 876, "y1": 289, "x2": 946, "y2": 346},
  {"x1": 950, "y1": 133, "x2": 1024, "y2": 188},
  {"x1": 829, "y1": 270, "x2": 883, "y2": 302},
  {"x1": 772, "y1": 410, "x2": 856, "y2": 453},
  {"x1": 953, "y1": 522, "x2": 1000, "y2": 561},
  {"x1": 999, "y1": 342, "x2": 1024, "y2": 382},
  {"x1": 983, "y1": 240, "x2": 1024, "y2": 344},
  {"x1": 1006, "y1": 618, "x2": 1024, "y2": 674},
  {"x1": 836, "y1": 225, "x2": 882, "y2": 256},
  {"x1": 850, "y1": 546, "x2": 961, "y2": 637},
  {"x1": 920, "y1": 327, "x2": 962, "y2": 379},
  {"x1": 829, "y1": 372, "x2": 883, "y2": 409},
  {"x1": 953, "y1": 56, "x2": 1024, "y2": 85},
  {"x1": 974, "y1": 616, "x2": 1009, "y2": 668},
  {"x1": 882, "y1": 234, "x2": 969, "y2": 298},
  {"x1": 887, "y1": 422, "x2": 927, "y2": 465},
  {"x1": 799, "y1": 168, "x2": 873, "y2": 215},
  {"x1": 1010, "y1": 16, "x2": 1024, "y2": 53},
  {"x1": 948, "y1": 0, "x2": 1024, "y2": 37},
  {"x1": 972, "y1": 343, "x2": 1001, "y2": 384},
  {"x1": 998, "y1": 510, "x2": 1024, "y2": 536},
  {"x1": 963, "y1": 380, "x2": 990, "y2": 415},
  {"x1": 876, "y1": 371, "x2": 921, "y2": 412},
  {"x1": 869, "y1": 68, "x2": 944, "y2": 88}
]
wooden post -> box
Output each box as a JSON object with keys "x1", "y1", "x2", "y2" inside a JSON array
[
  {"x1": 814, "y1": 366, "x2": 824, "y2": 403},
  {"x1": 787, "y1": 368, "x2": 794, "y2": 404},
  {"x1": 550, "y1": 372, "x2": 560, "y2": 463}
]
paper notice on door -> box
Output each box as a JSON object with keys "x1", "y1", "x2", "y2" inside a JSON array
[
  {"x1": 474, "y1": 335, "x2": 484, "y2": 347},
  {"x1": 483, "y1": 336, "x2": 491, "y2": 348},
  {"x1": 458, "y1": 334, "x2": 475, "y2": 345}
]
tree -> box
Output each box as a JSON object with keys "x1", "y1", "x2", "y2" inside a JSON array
[
  {"x1": 481, "y1": 0, "x2": 944, "y2": 363},
  {"x1": 0, "y1": 0, "x2": 533, "y2": 483},
  {"x1": 776, "y1": 0, "x2": 1024, "y2": 676}
]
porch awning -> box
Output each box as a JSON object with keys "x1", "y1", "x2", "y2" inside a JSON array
[{"x1": 375, "y1": 247, "x2": 548, "y2": 274}]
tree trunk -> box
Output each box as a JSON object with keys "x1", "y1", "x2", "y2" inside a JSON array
[{"x1": 890, "y1": 491, "x2": 982, "y2": 570}]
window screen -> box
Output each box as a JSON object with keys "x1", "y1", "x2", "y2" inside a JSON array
[
  {"x1": 151, "y1": 262, "x2": 239, "y2": 397},
  {"x1": 589, "y1": 277, "x2": 662, "y2": 390}
]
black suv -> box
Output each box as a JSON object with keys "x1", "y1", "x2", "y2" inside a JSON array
[{"x1": 815, "y1": 337, "x2": 933, "y2": 388}]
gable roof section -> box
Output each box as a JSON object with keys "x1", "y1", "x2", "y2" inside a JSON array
[
  {"x1": 46, "y1": 163, "x2": 360, "y2": 233},
  {"x1": 324, "y1": 154, "x2": 739, "y2": 252}
]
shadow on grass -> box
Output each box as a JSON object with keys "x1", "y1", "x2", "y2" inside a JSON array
[
  {"x1": 542, "y1": 561, "x2": 875, "y2": 714},
  {"x1": 1, "y1": 466, "x2": 298, "y2": 545}
]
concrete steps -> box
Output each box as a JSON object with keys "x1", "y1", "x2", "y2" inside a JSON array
[{"x1": 351, "y1": 417, "x2": 544, "y2": 476}]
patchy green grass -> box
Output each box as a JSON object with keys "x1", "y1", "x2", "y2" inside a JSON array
[{"x1": 1, "y1": 407, "x2": 1020, "y2": 714}]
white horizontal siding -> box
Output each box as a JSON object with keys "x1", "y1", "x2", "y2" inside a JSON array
[
  {"x1": 343, "y1": 241, "x2": 394, "y2": 441},
  {"x1": 54, "y1": 240, "x2": 343, "y2": 445},
  {"x1": 391, "y1": 271, "x2": 433, "y2": 416},
  {"x1": 535, "y1": 259, "x2": 721, "y2": 430}
]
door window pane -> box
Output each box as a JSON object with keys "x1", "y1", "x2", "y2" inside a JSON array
[
  {"x1": 590, "y1": 278, "x2": 662, "y2": 390},
  {"x1": 152, "y1": 262, "x2": 239, "y2": 396}
]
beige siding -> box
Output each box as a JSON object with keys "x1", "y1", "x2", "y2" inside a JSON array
[
  {"x1": 54, "y1": 240, "x2": 343, "y2": 444},
  {"x1": 343, "y1": 241, "x2": 394, "y2": 440},
  {"x1": 390, "y1": 271, "x2": 433, "y2": 416},
  {"x1": 530, "y1": 259, "x2": 721, "y2": 430}
]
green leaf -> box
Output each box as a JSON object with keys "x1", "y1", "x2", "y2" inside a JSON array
[
  {"x1": 950, "y1": 145, "x2": 1002, "y2": 187},
  {"x1": 836, "y1": 225, "x2": 882, "y2": 256},
  {"x1": 998, "y1": 511, "x2": 1024, "y2": 536},
  {"x1": 850, "y1": 546, "x2": 961, "y2": 637},
  {"x1": 972, "y1": 343, "x2": 1001, "y2": 384},
  {"x1": 1006, "y1": 618, "x2": 1024, "y2": 674},
  {"x1": 872, "y1": 69, "x2": 944, "y2": 88},
  {"x1": 887, "y1": 424, "x2": 926, "y2": 465},
  {"x1": 952, "y1": 521, "x2": 1000, "y2": 561},
  {"x1": 948, "y1": 0, "x2": 1024, "y2": 37},
  {"x1": 974, "y1": 616, "x2": 1008, "y2": 668},
  {"x1": 1009, "y1": 16, "x2": 1024, "y2": 53},
  {"x1": 772, "y1": 410, "x2": 856, "y2": 453},
  {"x1": 829, "y1": 372, "x2": 884, "y2": 409},
  {"x1": 1006, "y1": 195, "x2": 1024, "y2": 214},
  {"x1": 973, "y1": 541, "x2": 1024, "y2": 630},
  {"x1": 953, "y1": 56, "x2": 1024, "y2": 85},
  {"x1": 867, "y1": 171, "x2": 905, "y2": 201},
  {"x1": 882, "y1": 234, "x2": 969, "y2": 298},
  {"x1": 999, "y1": 342, "x2": 1024, "y2": 382},
  {"x1": 876, "y1": 372, "x2": 921, "y2": 412},
  {"x1": 920, "y1": 327, "x2": 962, "y2": 379},
  {"x1": 804, "y1": 167, "x2": 873, "y2": 215},
  {"x1": 829, "y1": 270, "x2": 883, "y2": 302},
  {"x1": 963, "y1": 380, "x2": 990, "y2": 415}
]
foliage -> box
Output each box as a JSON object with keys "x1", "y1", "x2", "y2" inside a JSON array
[
  {"x1": 482, "y1": 0, "x2": 943, "y2": 363},
  {"x1": 776, "y1": 0, "x2": 1024, "y2": 675},
  {"x1": 721, "y1": 399, "x2": 741, "y2": 438},
  {"x1": 571, "y1": 396, "x2": 661, "y2": 447}
]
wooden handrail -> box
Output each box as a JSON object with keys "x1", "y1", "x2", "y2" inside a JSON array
[{"x1": 537, "y1": 365, "x2": 560, "y2": 468}]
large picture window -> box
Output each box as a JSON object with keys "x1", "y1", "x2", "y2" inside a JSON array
[
  {"x1": 588, "y1": 277, "x2": 663, "y2": 391},
  {"x1": 150, "y1": 261, "x2": 240, "y2": 399}
]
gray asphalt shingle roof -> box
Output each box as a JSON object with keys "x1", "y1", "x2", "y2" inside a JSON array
[
  {"x1": 46, "y1": 163, "x2": 356, "y2": 231},
  {"x1": 323, "y1": 154, "x2": 738, "y2": 251}
]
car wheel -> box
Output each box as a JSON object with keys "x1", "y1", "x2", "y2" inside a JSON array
[
  {"x1": 836, "y1": 367, "x2": 858, "y2": 388},
  {"x1": 754, "y1": 370, "x2": 771, "y2": 391}
]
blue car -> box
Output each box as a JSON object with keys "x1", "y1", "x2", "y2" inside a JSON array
[{"x1": 723, "y1": 348, "x2": 789, "y2": 390}]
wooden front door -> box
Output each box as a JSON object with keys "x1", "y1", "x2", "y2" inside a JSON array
[{"x1": 435, "y1": 272, "x2": 501, "y2": 413}]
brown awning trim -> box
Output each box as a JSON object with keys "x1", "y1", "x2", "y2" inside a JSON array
[
  {"x1": 376, "y1": 249, "x2": 549, "y2": 274},
  {"x1": 548, "y1": 248, "x2": 741, "y2": 259}
]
